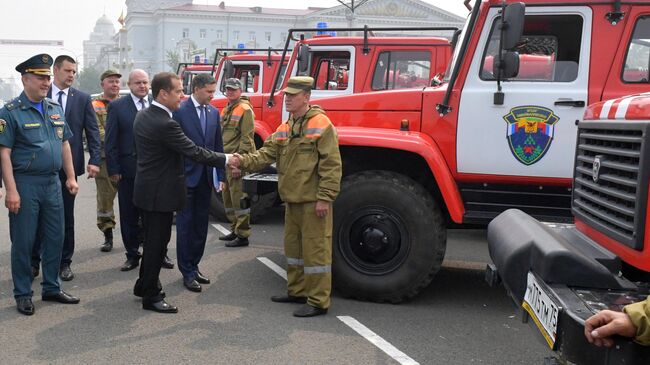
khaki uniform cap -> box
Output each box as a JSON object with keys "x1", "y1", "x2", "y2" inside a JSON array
[
  {"x1": 284, "y1": 76, "x2": 314, "y2": 94},
  {"x1": 100, "y1": 69, "x2": 122, "y2": 81}
]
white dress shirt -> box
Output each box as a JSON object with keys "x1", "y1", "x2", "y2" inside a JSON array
[
  {"x1": 151, "y1": 100, "x2": 172, "y2": 117},
  {"x1": 191, "y1": 94, "x2": 205, "y2": 119},
  {"x1": 131, "y1": 93, "x2": 149, "y2": 111},
  {"x1": 51, "y1": 83, "x2": 69, "y2": 111}
]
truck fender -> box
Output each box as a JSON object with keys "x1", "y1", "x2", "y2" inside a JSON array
[
  {"x1": 335, "y1": 126, "x2": 464, "y2": 223},
  {"x1": 253, "y1": 119, "x2": 273, "y2": 142}
]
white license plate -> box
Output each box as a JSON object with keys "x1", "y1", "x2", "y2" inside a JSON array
[{"x1": 522, "y1": 272, "x2": 561, "y2": 349}]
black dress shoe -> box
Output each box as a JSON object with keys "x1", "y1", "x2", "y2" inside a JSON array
[
  {"x1": 183, "y1": 279, "x2": 202, "y2": 292},
  {"x1": 161, "y1": 255, "x2": 174, "y2": 269},
  {"x1": 121, "y1": 257, "x2": 139, "y2": 271},
  {"x1": 143, "y1": 299, "x2": 178, "y2": 313},
  {"x1": 218, "y1": 232, "x2": 237, "y2": 241},
  {"x1": 195, "y1": 271, "x2": 210, "y2": 284},
  {"x1": 270, "y1": 294, "x2": 308, "y2": 304},
  {"x1": 101, "y1": 230, "x2": 113, "y2": 252},
  {"x1": 293, "y1": 304, "x2": 328, "y2": 317},
  {"x1": 225, "y1": 237, "x2": 249, "y2": 247},
  {"x1": 100, "y1": 241, "x2": 113, "y2": 252},
  {"x1": 16, "y1": 298, "x2": 34, "y2": 315},
  {"x1": 59, "y1": 264, "x2": 74, "y2": 281},
  {"x1": 31, "y1": 266, "x2": 39, "y2": 279},
  {"x1": 42, "y1": 290, "x2": 80, "y2": 304}
]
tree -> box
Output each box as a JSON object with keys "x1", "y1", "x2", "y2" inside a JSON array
[
  {"x1": 166, "y1": 50, "x2": 181, "y2": 72},
  {"x1": 75, "y1": 66, "x2": 102, "y2": 95}
]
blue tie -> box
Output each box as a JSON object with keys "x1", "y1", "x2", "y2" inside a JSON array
[
  {"x1": 57, "y1": 90, "x2": 64, "y2": 110},
  {"x1": 199, "y1": 106, "x2": 207, "y2": 136}
]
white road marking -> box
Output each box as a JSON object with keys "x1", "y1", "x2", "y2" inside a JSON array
[
  {"x1": 337, "y1": 316, "x2": 420, "y2": 365},
  {"x1": 257, "y1": 257, "x2": 418, "y2": 365},
  {"x1": 211, "y1": 223, "x2": 231, "y2": 236},
  {"x1": 257, "y1": 257, "x2": 287, "y2": 280}
]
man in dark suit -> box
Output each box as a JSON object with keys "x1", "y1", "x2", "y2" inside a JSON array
[
  {"x1": 132, "y1": 72, "x2": 228, "y2": 313},
  {"x1": 105, "y1": 70, "x2": 176, "y2": 272},
  {"x1": 32, "y1": 55, "x2": 101, "y2": 281},
  {"x1": 172, "y1": 74, "x2": 224, "y2": 292},
  {"x1": 105, "y1": 69, "x2": 147, "y2": 271}
]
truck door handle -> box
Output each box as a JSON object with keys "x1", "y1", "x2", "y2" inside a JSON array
[{"x1": 554, "y1": 100, "x2": 585, "y2": 107}]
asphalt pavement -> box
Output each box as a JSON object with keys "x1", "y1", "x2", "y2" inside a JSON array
[{"x1": 0, "y1": 174, "x2": 554, "y2": 364}]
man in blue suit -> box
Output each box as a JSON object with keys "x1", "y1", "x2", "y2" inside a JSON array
[
  {"x1": 105, "y1": 69, "x2": 174, "y2": 272},
  {"x1": 173, "y1": 74, "x2": 224, "y2": 292},
  {"x1": 32, "y1": 55, "x2": 101, "y2": 281}
]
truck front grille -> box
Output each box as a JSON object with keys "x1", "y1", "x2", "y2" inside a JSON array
[{"x1": 572, "y1": 121, "x2": 650, "y2": 250}]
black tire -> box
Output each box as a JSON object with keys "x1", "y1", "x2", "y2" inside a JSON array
[
  {"x1": 333, "y1": 170, "x2": 446, "y2": 303},
  {"x1": 209, "y1": 190, "x2": 277, "y2": 223}
]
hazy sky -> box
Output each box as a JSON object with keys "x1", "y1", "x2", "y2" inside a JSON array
[{"x1": 0, "y1": 0, "x2": 469, "y2": 81}]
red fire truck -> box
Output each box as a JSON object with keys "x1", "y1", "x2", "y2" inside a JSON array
[
  {"x1": 487, "y1": 93, "x2": 650, "y2": 364},
  {"x1": 215, "y1": 28, "x2": 454, "y2": 220},
  {"x1": 243, "y1": 0, "x2": 650, "y2": 304},
  {"x1": 177, "y1": 62, "x2": 213, "y2": 95}
]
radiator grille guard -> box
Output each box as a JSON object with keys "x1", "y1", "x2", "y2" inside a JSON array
[{"x1": 572, "y1": 120, "x2": 650, "y2": 250}]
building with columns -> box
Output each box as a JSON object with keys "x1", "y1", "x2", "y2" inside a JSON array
[{"x1": 84, "y1": 0, "x2": 465, "y2": 75}]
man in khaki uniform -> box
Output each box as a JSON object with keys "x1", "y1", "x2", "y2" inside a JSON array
[
  {"x1": 230, "y1": 76, "x2": 342, "y2": 317},
  {"x1": 92, "y1": 69, "x2": 121, "y2": 252},
  {"x1": 585, "y1": 295, "x2": 650, "y2": 347},
  {"x1": 219, "y1": 78, "x2": 255, "y2": 247}
]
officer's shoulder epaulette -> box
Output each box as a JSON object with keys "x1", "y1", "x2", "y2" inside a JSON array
[{"x1": 4, "y1": 97, "x2": 19, "y2": 110}]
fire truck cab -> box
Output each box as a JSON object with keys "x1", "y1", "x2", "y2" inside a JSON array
[
  {"x1": 177, "y1": 62, "x2": 213, "y2": 95},
  {"x1": 209, "y1": 48, "x2": 289, "y2": 116}
]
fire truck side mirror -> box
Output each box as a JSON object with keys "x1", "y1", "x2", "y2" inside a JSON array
[
  {"x1": 494, "y1": 51, "x2": 520, "y2": 79},
  {"x1": 297, "y1": 44, "x2": 310, "y2": 76},
  {"x1": 501, "y1": 2, "x2": 525, "y2": 50},
  {"x1": 223, "y1": 60, "x2": 235, "y2": 79}
]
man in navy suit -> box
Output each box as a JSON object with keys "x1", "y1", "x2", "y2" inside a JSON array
[
  {"x1": 32, "y1": 55, "x2": 101, "y2": 281},
  {"x1": 105, "y1": 69, "x2": 175, "y2": 272},
  {"x1": 172, "y1": 74, "x2": 224, "y2": 292}
]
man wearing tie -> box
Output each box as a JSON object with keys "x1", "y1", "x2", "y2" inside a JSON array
[
  {"x1": 105, "y1": 70, "x2": 174, "y2": 272},
  {"x1": 132, "y1": 72, "x2": 228, "y2": 313},
  {"x1": 172, "y1": 74, "x2": 224, "y2": 292},
  {"x1": 31, "y1": 55, "x2": 101, "y2": 281}
]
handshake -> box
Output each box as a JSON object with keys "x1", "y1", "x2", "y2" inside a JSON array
[{"x1": 226, "y1": 153, "x2": 243, "y2": 178}]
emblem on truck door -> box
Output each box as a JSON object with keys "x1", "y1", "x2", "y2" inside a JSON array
[
  {"x1": 503, "y1": 106, "x2": 560, "y2": 166},
  {"x1": 592, "y1": 155, "x2": 602, "y2": 183}
]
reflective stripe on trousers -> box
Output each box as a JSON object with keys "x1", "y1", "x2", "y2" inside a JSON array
[
  {"x1": 304, "y1": 265, "x2": 331, "y2": 274},
  {"x1": 286, "y1": 257, "x2": 304, "y2": 266}
]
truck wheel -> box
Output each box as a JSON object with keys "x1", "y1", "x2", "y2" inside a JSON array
[
  {"x1": 209, "y1": 190, "x2": 277, "y2": 223},
  {"x1": 333, "y1": 170, "x2": 446, "y2": 303}
]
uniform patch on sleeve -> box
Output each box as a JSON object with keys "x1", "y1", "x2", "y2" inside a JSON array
[{"x1": 0, "y1": 119, "x2": 6, "y2": 134}]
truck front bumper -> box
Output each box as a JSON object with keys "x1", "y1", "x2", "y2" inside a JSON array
[{"x1": 487, "y1": 209, "x2": 650, "y2": 364}]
